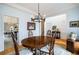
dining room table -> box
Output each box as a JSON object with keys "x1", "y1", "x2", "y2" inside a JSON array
[{"x1": 21, "y1": 36, "x2": 54, "y2": 55}]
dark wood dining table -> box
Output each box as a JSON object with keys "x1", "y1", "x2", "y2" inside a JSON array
[{"x1": 21, "y1": 36, "x2": 54, "y2": 55}]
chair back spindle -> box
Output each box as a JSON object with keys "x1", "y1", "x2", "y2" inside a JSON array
[
  {"x1": 47, "y1": 30, "x2": 55, "y2": 55},
  {"x1": 11, "y1": 31, "x2": 19, "y2": 55}
]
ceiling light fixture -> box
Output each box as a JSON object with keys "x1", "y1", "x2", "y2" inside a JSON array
[{"x1": 31, "y1": 3, "x2": 45, "y2": 22}]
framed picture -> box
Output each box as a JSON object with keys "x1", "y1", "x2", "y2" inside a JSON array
[
  {"x1": 27, "y1": 22, "x2": 35, "y2": 30},
  {"x1": 70, "y1": 21, "x2": 79, "y2": 27}
]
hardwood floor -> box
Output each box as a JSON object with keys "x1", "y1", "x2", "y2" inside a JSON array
[
  {"x1": 0, "y1": 45, "x2": 23, "y2": 55},
  {"x1": 55, "y1": 39, "x2": 79, "y2": 54},
  {"x1": 0, "y1": 39, "x2": 79, "y2": 55},
  {"x1": 74, "y1": 42, "x2": 79, "y2": 54}
]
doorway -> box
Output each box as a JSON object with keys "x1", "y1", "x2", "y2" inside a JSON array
[{"x1": 4, "y1": 15, "x2": 19, "y2": 49}]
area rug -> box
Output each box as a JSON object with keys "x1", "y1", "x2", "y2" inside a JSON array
[{"x1": 7, "y1": 44, "x2": 72, "y2": 55}]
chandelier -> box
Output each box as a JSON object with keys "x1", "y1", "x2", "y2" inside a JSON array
[{"x1": 31, "y1": 3, "x2": 45, "y2": 22}]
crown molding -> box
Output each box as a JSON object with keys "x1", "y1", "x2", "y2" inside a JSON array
[{"x1": 5, "y1": 3, "x2": 37, "y2": 15}]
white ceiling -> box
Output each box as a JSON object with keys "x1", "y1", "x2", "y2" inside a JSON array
[{"x1": 7, "y1": 3, "x2": 79, "y2": 17}]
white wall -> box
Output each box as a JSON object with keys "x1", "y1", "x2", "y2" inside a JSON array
[
  {"x1": 67, "y1": 6, "x2": 79, "y2": 39},
  {"x1": 45, "y1": 6, "x2": 79, "y2": 39},
  {"x1": 45, "y1": 14, "x2": 68, "y2": 39},
  {"x1": 0, "y1": 4, "x2": 32, "y2": 51},
  {"x1": 33, "y1": 22, "x2": 41, "y2": 36},
  {"x1": 0, "y1": 15, "x2": 4, "y2": 51}
]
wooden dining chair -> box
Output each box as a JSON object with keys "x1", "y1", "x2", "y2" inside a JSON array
[
  {"x1": 11, "y1": 31, "x2": 33, "y2": 55},
  {"x1": 39, "y1": 38, "x2": 55, "y2": 55},
  {"x1": 46, "y1": 30, "x2": 52, "y2": 37},
  {"x1": 39, "y1": 30, "x2": 55, "y2": 55},
  {"x1": 11, "y1": 31, "x2": 19, "y2": 55}
]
